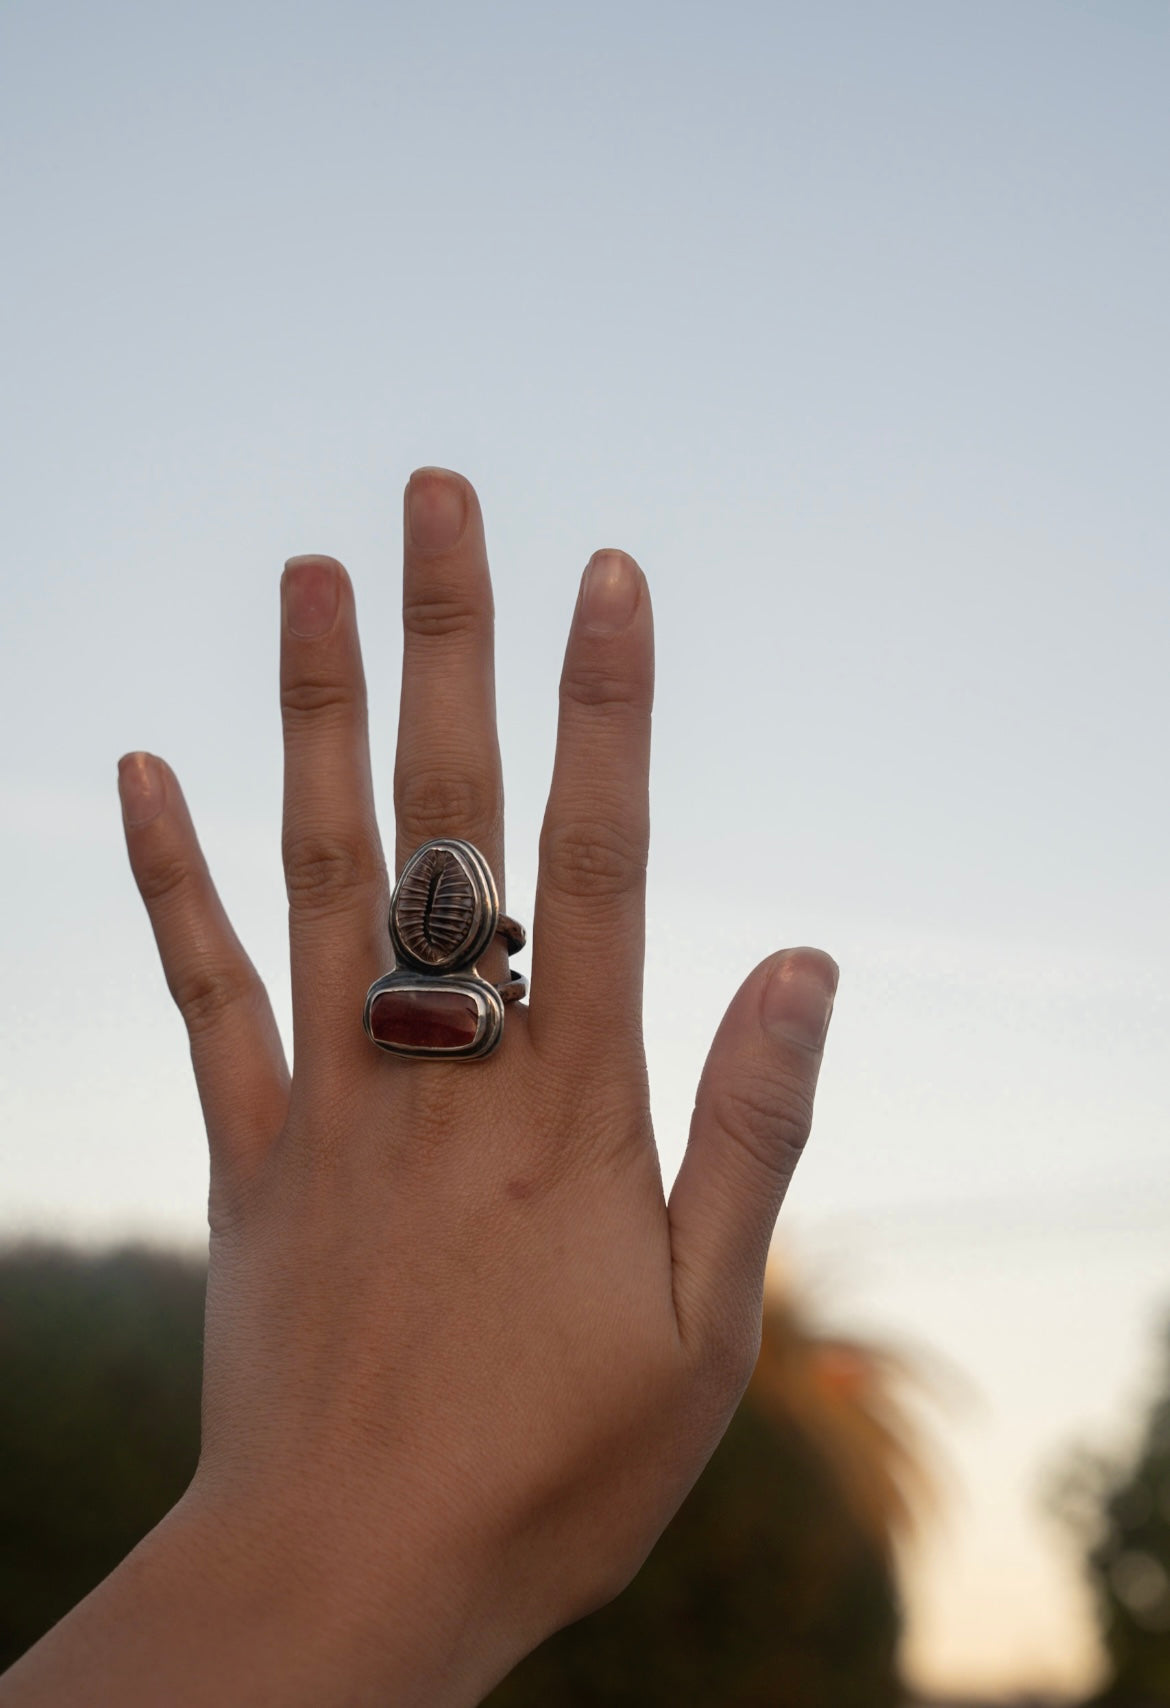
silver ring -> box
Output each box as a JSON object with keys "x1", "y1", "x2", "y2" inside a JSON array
[{"x1": 363, "y1": 838, "x2": 527, "y2": 1060}]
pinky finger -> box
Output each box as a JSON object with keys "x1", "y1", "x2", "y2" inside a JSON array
[{"x1": 118, "y1": 752, "x2": 290, "y2": 1206}]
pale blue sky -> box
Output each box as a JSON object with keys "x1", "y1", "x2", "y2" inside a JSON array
[{"x1": 2, "y1": 2, "x2": 1168, "y2": 1694}]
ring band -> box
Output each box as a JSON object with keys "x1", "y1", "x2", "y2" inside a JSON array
[
  {"x1": 493, "y1": 914, "x2": 527, "y2": 959},
  {"x1": 363, "y1": 838, "x2": 527, "y2": 1060}
]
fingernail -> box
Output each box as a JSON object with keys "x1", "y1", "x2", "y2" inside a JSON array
[
  {"x1": 118, "y1": 751, "x2": 165, "y2": 829},
  {"x1": 283, "y1": 556, "x2": 341, "y2": 638},
  {"x1": 762, "y1": 951, "x2": 839, "y2": 1049},
  {"x1": 580, "y1": 550, "x2": 640, "y2": 634},
  {"x1": 407, "y1": 468, "x2": 467, "y2": 553}
]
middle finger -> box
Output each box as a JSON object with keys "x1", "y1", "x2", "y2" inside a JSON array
[{"x1": 393, "y1": 468, "x2": 508, "y2": 979}]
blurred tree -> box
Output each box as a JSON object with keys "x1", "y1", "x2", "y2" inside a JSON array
[
  {"x1": 0, "y1": 1243, "x2": 204, "y2": 1668},
  {"x1": 486, "y1": 1292, "x2": 926, "y2": 1708},
  {"x1": 1049, "y1": 1315, "x2": 1170, "y2": 1706},
  {"x1": 0, "y1": 1245, "x2": 925, "y2": 1702}
]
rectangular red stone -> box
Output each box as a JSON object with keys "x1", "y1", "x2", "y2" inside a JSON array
[{"x1": 369, "y1": 986, "x2": 483, "y2": 1052}]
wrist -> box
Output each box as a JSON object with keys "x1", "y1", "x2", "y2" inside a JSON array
[
  {"x1": 1, "y1": 1482, "x2": 520, "y2": 1708},
  {"x1": 165, "y1": 1481, "x2": 518, "y2": 1707}
]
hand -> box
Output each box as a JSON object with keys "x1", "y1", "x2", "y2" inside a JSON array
[{"x1": 4, "y1": 469, "x2": 837, "y2": 1707}]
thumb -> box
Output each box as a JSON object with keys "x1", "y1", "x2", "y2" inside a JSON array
[{"x1": 667, "y1": 947, "x2": 838, "y2": 1370}]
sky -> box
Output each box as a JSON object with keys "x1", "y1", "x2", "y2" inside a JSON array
[{"x1": 2, "y1": 0, "x2": 1168, "y2": 1695}]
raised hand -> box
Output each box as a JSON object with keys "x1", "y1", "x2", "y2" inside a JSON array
[{"x1": 3, "y1": 468, "x2": 837, "y2": 1708}]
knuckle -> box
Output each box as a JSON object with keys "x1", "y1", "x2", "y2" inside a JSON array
[
  {"x1": 135, "y1": 852, "x2": 196, "y2": 906},
  {"x1": 171, "y1": 963, "x2": 263, "y2": 1038},
  {"x1": 708, "y1": 1066, "x2": 815, "y2": 1184},
  {"x1": 561, "y1": 660, "x2": 646, "y2": 712},
  {"x1": 402, "y1": 587, "x2": 485, "y2": 643},
  {"x1": 539, "y1": 815, "x2": 647, "y2": 901},
  {"x1": 283, "y1": 830, "x2": 386, "y2": 913},
  {"x1": 280, "y1": 674, "x2": 356, "y2": 724},
  {"x1": 395, "y1": 769, "x2": 502, "y2": 843}
]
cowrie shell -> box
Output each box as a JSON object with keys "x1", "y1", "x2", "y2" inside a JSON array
[{"x1": 392, "y1": 843, "x2": 482, "y2": 970}]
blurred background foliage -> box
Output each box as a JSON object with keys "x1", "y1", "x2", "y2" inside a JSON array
[
  {"x1": 13, "y1": 1243, "x2": 1170, "y2": 1703},
  {"x1": 0, "y1": 1242, "x2": 922, "y2": 1700},
  {"x1": 0, "y1": 1244, "x2": 204, "y2": 1660},
  {"x1": 486, "y1": 1290, "x2": 925, "y2": 1707},
  {"x1": 1050, "y1": 1320, "x2": 1170, "y2": 1707}
]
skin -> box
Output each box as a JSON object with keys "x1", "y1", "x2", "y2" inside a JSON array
[{"x1": 0, "y1": 469, "x2": 838, "y2": 1707}]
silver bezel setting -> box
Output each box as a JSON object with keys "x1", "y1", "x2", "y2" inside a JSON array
[
  {"x1": 363, "y1": 971, "x2": 505, "y2": 1061},
  {"x1": 388, "y1": 837, "x2": 500, "y2": 975},
  {"x1": 366, "y1": 837, "x2": 522, "y2": 1062}
]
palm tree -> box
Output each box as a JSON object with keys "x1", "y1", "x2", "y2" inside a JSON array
[{"x1": 486, "y1": 1279, "x2": 931, "y2": 1708}]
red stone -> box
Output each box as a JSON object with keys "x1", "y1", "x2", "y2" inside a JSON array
[{"x1": 368, "y1": 986, "x2": 482, "y2": 1052}]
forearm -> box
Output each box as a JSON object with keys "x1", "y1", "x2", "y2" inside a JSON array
[{"x1": 0, "y1": 1491, "x2": 504, "y2": 1708}]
